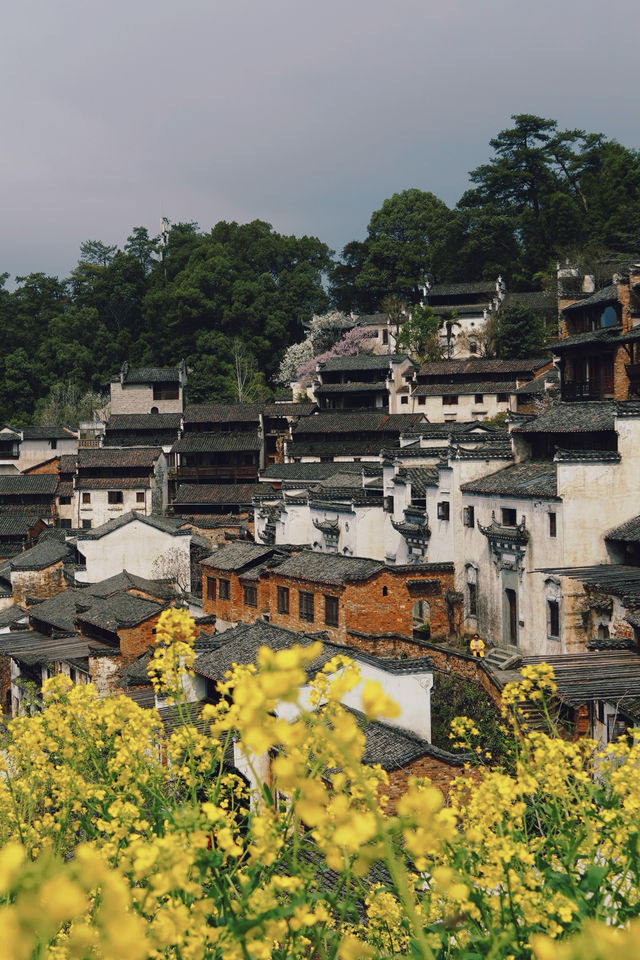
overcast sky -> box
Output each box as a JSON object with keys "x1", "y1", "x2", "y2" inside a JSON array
[{"x1": 3, "y1": 0, "x2": 639, "y2": 282}]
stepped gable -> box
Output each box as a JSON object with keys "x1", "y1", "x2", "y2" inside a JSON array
[{"x1": 461, "y1": 461, "x2": 558, "y2": 499}]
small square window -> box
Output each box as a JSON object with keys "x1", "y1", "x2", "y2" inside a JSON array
[
  {"x1": 497, "y1": 393, "x2": 509, "y2": 403},
  {"x1": 136, "y1": 491, "x2": 145, "y2": 504},
  {"x1": 218, "y1": 579, "x2": 230, "y2": 601},
  {"x1": 299, "y1": 591, "x2": 314, "y2": 623},
  {"x1": 442, "y1": 395, "x2": 458, "y2": 405},
  {"x1": 59, "y1": 496, "x2": 71, "y2": 505},
  {"x1": 59, "y1": 518, "x2": 72, "y2": 529},
  {"x1": 501, "y1": 508, "x2": 517, "y2": 527},
  {"x1": 418, "y1": 396, "x2": 426, "y2": 405},
  {"x1": 277, "y1": 586, "x2": 290, "y2": 614},
  {"x1": 82, "y1": 492, "x2": 91, "y2": 505},
  {"x1": 437, "y1": 501, "x2": 450, "y2": 521},
  {"x1": 401, "y1": 396, "x2": 408, "y2": 405},
  {"x1": 108, "y1": 491, "x2": 123, "y2": 505},
  {"x1": 243, "y1": 584, "x2": 257, "y2": 607},
  {"x1": 324, "y1": 595, "x2": 339, "y2": 627},
  {"x1": 549, "y1": 512, "x2": 557, "y2": 538},
  {"x1": 474, "y1": 394, "x2": 484, "y2": 404},
  {"x1": 81, "y1": 519, "x2": 92, "y2": 529}
]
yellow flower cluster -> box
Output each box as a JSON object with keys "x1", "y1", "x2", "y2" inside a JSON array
[{"x1": 0, "y1": 615, "x2": 639, "y2": 959}]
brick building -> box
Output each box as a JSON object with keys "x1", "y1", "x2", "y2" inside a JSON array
[
  {"x1": 201, "y1": 544, "x2": 454, "y2": 643},
  {"x1": 109, "y1": 362, "x2": 187, "y2": 415}
]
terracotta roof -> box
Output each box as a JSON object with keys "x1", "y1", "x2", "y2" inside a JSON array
[{"x1": 461, "y1": 461, "x2": 558, "y2": 499}]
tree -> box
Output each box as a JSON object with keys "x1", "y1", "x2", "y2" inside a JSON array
[
  {"x1": 396, "y1": 305, "x2": 442, "y2": 364},
  {"x1": 354, "y1": 189, "x2": 454, "y2": 306},
  {"x1": 296, "y1": 326, "x2": 376, "y2": 384},
  {"x1": 37, "y1": 381, "x2": 108, "y2": 426},
  {"x1": 79, "y1": 240, "x2": 118, "y2": 267},
  {"x1": 439, "y1": 311, "x2": 462, "y2": 359},
  {"x1": 496, "y1": 302, "x2": 546, "y2": 359},
  {"x1": 151, "y1": 547, "x2": 191, "y2": 595},
  {"x1": 231, "y1": 339, "x2": 271, "y2": 403}
]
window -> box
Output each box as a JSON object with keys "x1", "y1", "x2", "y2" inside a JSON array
[
  {"x1": 108, "y1": 491, "x2": 124, "y2": 504},
  {"x1": 497, "y1": 393, "x2": 508, "y2": 403},
  {"x1": 467, "y1": 582, "x2": 478, "y2": 618},
  {"x1": 59, "y1": 496, "x2": 71, "y2": 505},
  {"x1": 153, "y1": 384, "x2": 179, "y2": 401},
  {"x1": 474, "y1": 394, "x2": 484, "y2": 404},
  {"x1": 442, "y1": 395, "x2": 458, "y2": 405},
  {"x1": 50, "y1": 439, "x2": 57, "y2": 450},
  {"x1": 81, "y1": 519, "x2": 92, "y2": 529},
  {"x1": 82, "y1": 492, "x2": 91, "y2": 505},
  {"x1": 384, "y1": 496, "x2": 394, "y2": 514},
  {"x1": 324, "y1": 595, "x2": 339, "y2": 627},
  {"x1": 607, "y1": 714, "x2": 628, "y2": 742},
  {"x1": 243, "y1": 585, "x2": 257, "y2": 607},
  {"x1": 299, "y1": 591, "x2": 314, "y2": 623},
  {"x1": 277, "y1": 586, "x2": 290, "y2": 615},
  {"x1": 382, "y1": 330, "x2": 389, "y2": 345},
  {"x1": 469, "y1": 342, "x2": 478, "y2": 354},
  {"x1": 547, "y1": 599, "x2": 560, "y2": 638},
  {"x1": 206, "y1": 577, "x2": 216, "y2": 601},
  {"x1": 218, "y1": 579, "x2": 230, "y2": 601},
  {"x1": 501, "y1": 508, "x2": 517, "y2": 527},
  {"x1": 548, "y1": 512, "x2": 557, "y2": 538},
  {"x1": 59, "y1": 518, "x2": 72, "y2": 529},
  {"x1": 136, "y1": 491, "x2": 145, "y2": 504},
  {"x1": 463, "y1": 505, "x2": 475, "y2": 528},
  {"x1": 418, "y1": 396, "x2": 426, "y2": 405},
  {"x1": 382, "y1": 585, "x2": 388, "y2": 597},
  {"x1": 437, "y1": 501, "x2": 450, "y2": 521},
  {"x1": 401, "y1": 396, "x2": 408, "y2": 405}
]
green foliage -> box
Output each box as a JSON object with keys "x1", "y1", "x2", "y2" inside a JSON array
[
  {"x1": 497, "y1": 302, "x2": 546, "y2": 359},
  {"x1": 430, "y1": 670, "x2": 510, "y2": 762},
  {"x1": 397, "y1": 305, "x2": 441, "y2": 363}
]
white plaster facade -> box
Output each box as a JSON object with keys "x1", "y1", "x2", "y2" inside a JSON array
[{"x1": 75, "y1": 514, "x2": 192, "y2": 588}]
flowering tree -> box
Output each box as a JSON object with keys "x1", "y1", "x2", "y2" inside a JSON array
[{"x1": 296, "y1": 325, "x2": 376, "y2": 384}]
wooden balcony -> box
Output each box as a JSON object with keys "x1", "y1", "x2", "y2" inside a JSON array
[
  {"x1": 176, "y1": 465, "x2": 258, "y2": 482},
  {"x1": 561, "y1": 378, "x2": 614, "y2": 401}
]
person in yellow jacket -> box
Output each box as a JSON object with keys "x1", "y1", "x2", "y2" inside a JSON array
[{"x1": 469, "y1": 634, "x2": 485, "y2": 658}]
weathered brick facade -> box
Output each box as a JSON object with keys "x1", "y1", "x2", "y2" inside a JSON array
[
  {"x1": 418, "y1": 641, "x2": 504, "y2": 706},
  {"x1": 384, "y1": 753, "x2": 476, "y2": 809},
  {"x1": 11, "y1": 562, "x2": 67, "y2": 607},
  {"x1": 118, "y1": 611, "x2": 164, "y2": 662}
]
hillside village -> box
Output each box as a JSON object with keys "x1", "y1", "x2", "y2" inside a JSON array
[{"x1": 3, "y1": 261, "x2": 640, "y2": 794}]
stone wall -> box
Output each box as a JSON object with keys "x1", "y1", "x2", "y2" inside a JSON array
[
  {"x1": 418, "y1": 641, "x2": 504, "y2": 706},
  {"x1": 11, "y1": 562, "x2": 67, "y2": 607}
]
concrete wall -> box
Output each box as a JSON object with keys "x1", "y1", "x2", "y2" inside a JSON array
[{"x1": 76, "y1": 520, "x2": 191, "y2": 587}]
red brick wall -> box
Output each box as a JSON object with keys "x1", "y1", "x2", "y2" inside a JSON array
[
  {"x1": 0, "y1": 653, "x2": 11, "y2": 716},
  {"x1": 201, "y1": 567, "x2": 268, "y2": 625},
  {"x1": 419, "y1": 642, "x2": 504, "y2": 706},
  {"x1": 383, "y1": 754, "x2": 477, "y2": 810},
  {"x1": 118, "y1": 611, "x2": 164, "y2": 661}
]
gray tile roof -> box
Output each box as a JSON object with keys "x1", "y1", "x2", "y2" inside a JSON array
[
  {"x1": 357, "y1": 712, "x2": 468, "y2": 771},
  {"x1": 286, "y1": 440, "x2": 386, "y2": 458},
  {"x1": 76, "y1": 511, "x2": 190, "y2": 541},
  {"x1": 535, "y1": 564, "x2": 640, "y2": 601},
  {"x1": 512, "y1": 401, "x2": 617, "y2": 434},
  {"x1": 554, "y1": 448, "x2": 621, "y2": 463},
  {"x1": 461, "y1": 461, "x2": 558, "y2": 499},
  {"x1": 75, "y1": 593, "x2": 166, "y2": 632},
  {"x1": 201, "y1": 541, "x2": 279, "y2": 571},
  {"x1": 417, "y1": 357, "x2": 549, "y2": 377},
  {"x1": 412, "y1": 380, "x2": 517, "y2": 397},
  {"x1": 183, "y1": 403, "x2": 264, "y2": 425},
  {"x1": 173, "y1": 483, "x2": 265, "y2": 506},
  {"x1": 521, "y1": 650, "x2": 640, "y2": 706},
  {"x1": 514, "y1": 369, "x2": 560, "y2": 396},
  {"x1": 0, "y1": 475, "x2": 58, "y2": 495},
  {"x1": 562, "y1": 284, "x2": 619, "y2": 313},
  {"x1": 77, "y1": 447, "x2": 163, "y2": 469},
  {"x1": 605, "y1": 516, "x2": 640, "y2": 542},
  {"x1": 402, "y1": 467, "x2": 440, "y2": 494},
  {"x1": 261, "y1": 402, "x2": 316, "y2": 418},
  {"x1": 260, "y1": 462, "x2": 364, "y2": 482},
  {"x1": 272, "y1": 551, "x2": 384, "y2": 585},
  {"x1": 10, "y1": 540, "x2": 71, "y2": 571},
  {"x1": 292, "y1": 412, "x2": 424, "y2": 436},
  {"x1": 106, "y1": 413, "x2": 182, "y2": 430},
  {"x1": 317, "y1": 354, "x2": 409, "y2": 371},
  {"x1": 314, "y1": 381, "x2": 388, "y2": 394},
  {"x1": 502, "y1": 291, "x2": 557, "y2": 313},
  {"x1": 121, "y1": 366, "x2": 181, "y2": 384},
  {"x1": 172, "y1": 432, "x2": 261, "y2": 454},
  {"x1": 21, "y1": 426, "x2": 77, "y2": 440},
  {"x1": 0, "y1": 516, "x2": 44, "y2": 536},
  {"x1": 428, "y1": 281, "x2": 497, "y2": 298},
  {"x1": 0, "y1": 630, "x2": 113, "y2": 667},
  {"x1": 75, "y1": 477, "x2": 151, "y2": 490}
]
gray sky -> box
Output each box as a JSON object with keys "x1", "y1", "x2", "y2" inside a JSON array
[{"x1": 3, "y1": 0, "x2": 639, "y2": 282}]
